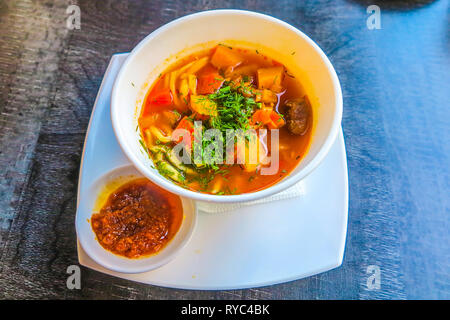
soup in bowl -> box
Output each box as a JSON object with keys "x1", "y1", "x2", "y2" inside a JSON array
[{"x1": 111, "y1": 10, "x2": 342, "y2": 202}]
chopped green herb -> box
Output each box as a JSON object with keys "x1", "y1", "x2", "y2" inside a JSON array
[
  {"x1": 218, "y1": 43, "x2": 233, "y2": 50},
  {"x1": 155, "y1": 161, "x2": 173, "y2": 177},
  {"x1": 223, "y1": 186, "x2": 238, "y2": 195},
  {"x1": 285, "y1": 70, "x2": 295, "y2": 78},
  {"x1": 138, "y1": 138, "x2": 150, "y2": 157},
  {"x1": 185, "y1": 80, "x2": 260, "y2": 169}
]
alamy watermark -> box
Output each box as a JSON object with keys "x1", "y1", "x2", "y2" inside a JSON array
[
  {"x1": 366, "y1": 265, "x2": 381, "y2": 290},
  {"x1": 66, "y1": 265, "x2": 81, "y2": 289},
  {"x1": 66, "y1": 4, "x2": 81, "y2": 30},
  {"x1": 366, "y1": 5, "x2": 381, "y2": 30}
]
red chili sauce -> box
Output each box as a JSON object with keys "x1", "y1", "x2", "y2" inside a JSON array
[{"x1": 91, "y1": 178, "x2": 183, "y2": 258}]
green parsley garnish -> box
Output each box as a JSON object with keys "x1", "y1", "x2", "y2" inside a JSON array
[{"x1": 208, "y1": 81, "x2": 258, "y2": 133}]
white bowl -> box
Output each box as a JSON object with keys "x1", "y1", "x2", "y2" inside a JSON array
[
  {"x1": 111, "y1": 9, "x2": 342, "y2": 203},
  {"x1": 75, "y1": 165, "x2": 197, "y2": 273}
]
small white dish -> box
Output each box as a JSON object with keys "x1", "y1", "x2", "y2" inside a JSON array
[
  {"x1": 76, "y1": 54, "x2": 348, "y2": 289},
  {"x1": 75, "y1": 164, "x2": 197, "y2": 274},
  {"x1": 111, "y1": 9, "x2": 343, "y2": 203}
]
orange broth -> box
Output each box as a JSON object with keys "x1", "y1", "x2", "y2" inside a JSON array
[{"x1": 138, "y1": 45, "x2": 312, "y2": 195}]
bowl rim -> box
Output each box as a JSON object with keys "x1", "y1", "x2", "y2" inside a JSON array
[
  {"x1": 111, "y1": 9, "x2": 343, "y2": 203},
  {"x1": 75, "y1": 164, "x2": 198, "y2": 274}
]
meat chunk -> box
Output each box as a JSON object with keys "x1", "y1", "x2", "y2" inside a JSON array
[{"x1": 283, "y1": 96, "x2": 311, "y2": 135}]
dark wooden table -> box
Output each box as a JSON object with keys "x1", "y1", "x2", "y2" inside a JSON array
[{"x1": 0, "y1": 0, "x2": 448, "y2": 299}]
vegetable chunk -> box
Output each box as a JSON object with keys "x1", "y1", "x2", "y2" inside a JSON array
[
  {"x1": 197, "y1": 65, "x2": 224, "y2": 94},
  {"x1": 252, "y1": 108, "x2": 285, "y2": 129},
  {"x1": 211, "y1": 46, "x2": 243, "y2": 69},
  {"x1": 190, "y1": 95, "x2": 218, "y2": 116},
  {"x1": 257, "y1": 66, "x2": 284, "y2": 91},
  {"x1": 174, "y1": 116, "x2": 195, "y2": 151},
  {"x1": 149, "y1": 88, "x2": 173, "y2": 107}
]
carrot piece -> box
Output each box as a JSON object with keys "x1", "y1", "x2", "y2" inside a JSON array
[
  {"x1": 210, "y1": 45, "x2": 242, "y2": 69},
  {"x1": 261, "y1": 109, "x2": 273, "y2": 124},
  {"x1": 270, "y1": 111, "x2": 284, "y2": 123},
  {"x1": 267, "y1": 111, "x2": 285, "y2": 129},
  {"x1": 252, "y1": 108, "x2": 272, "y2": 124},
  {"x1": 251, "y1": 110, "x2": 263, "y2": 124},
  {"x1": 252, "y1": 109, "x2": 285, "y2": 129},
  {"x1": 197, "y1": 65, "x2": 224, "y2": 94}
]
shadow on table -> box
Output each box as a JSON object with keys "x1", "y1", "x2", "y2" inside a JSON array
[{"x1": 346, "y1": 0, "x2": 437, "y2": 11}]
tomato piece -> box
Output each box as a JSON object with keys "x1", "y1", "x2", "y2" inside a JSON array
[
  {"x1": 174, "y1": 116, "x2": 194, "y2": 151},
  {"x1": 149, "y1": 88, "x2": 173, "y2": 107}
]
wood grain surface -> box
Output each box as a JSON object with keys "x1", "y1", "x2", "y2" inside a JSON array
[{"x1": 0, "y1": 0, "x2": 448, "y2": 299}]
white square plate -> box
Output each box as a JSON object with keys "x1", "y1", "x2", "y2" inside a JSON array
[{"x1": 76, "y1": 54, "x2": 348, "y2": 290}]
